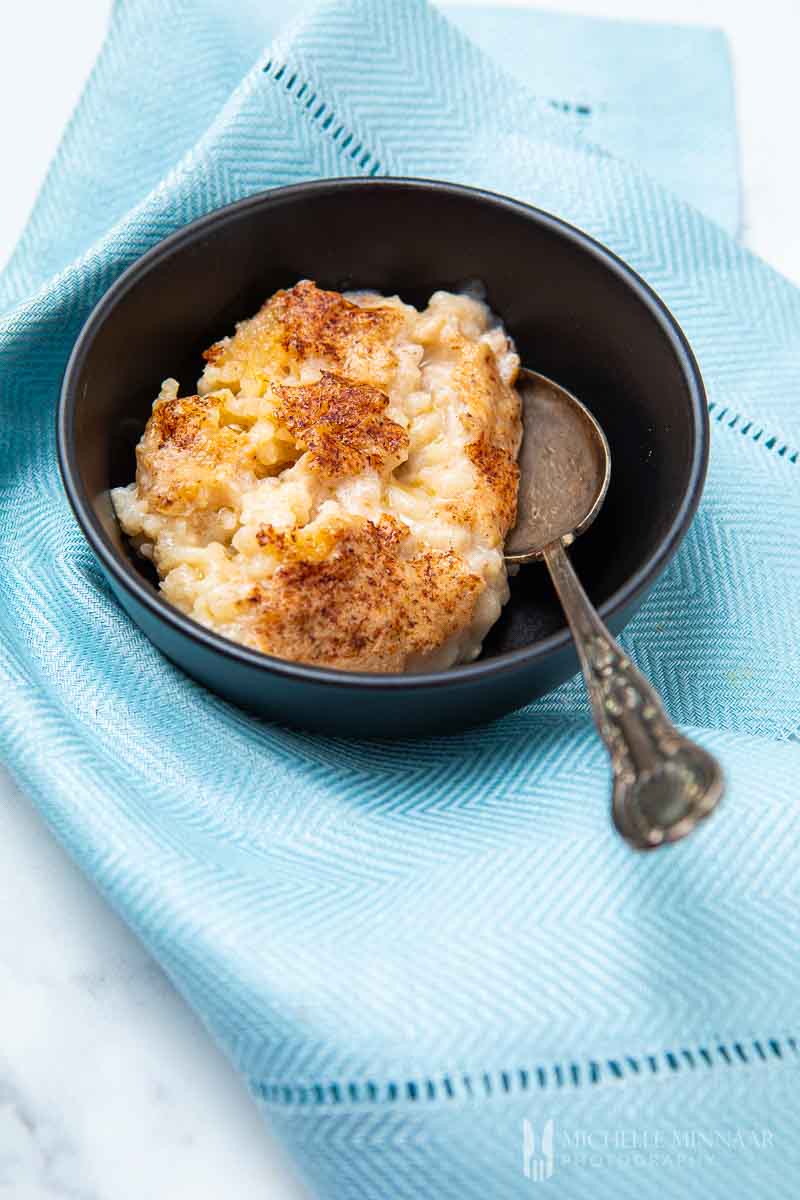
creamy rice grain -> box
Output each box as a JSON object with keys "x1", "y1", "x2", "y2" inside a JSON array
[{"x1": 112, "y1": 281, "x2": 522, "y2": 672}]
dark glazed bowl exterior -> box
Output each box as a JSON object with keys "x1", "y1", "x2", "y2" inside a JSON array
[{"x1": 58, "y1": 179, "x2": 708, "y2": 738}]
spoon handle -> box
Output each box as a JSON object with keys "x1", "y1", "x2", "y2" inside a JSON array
[{"x1": 542, "y1": 539, "x2": 724, "y2": 849}]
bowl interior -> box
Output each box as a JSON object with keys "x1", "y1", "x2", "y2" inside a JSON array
[{"x1": 68, "y1": 180, "x2": 702, "y2": 666}]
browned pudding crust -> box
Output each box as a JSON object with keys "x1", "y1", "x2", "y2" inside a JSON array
[
  {"x1": 203, "y1": 278, "x2": 404, "y2": 388},
  {"x1": 116, "y1": 281, "x2": 522, "y2": 672},
  {"x1": 237, "y1": 516, "x2": 482, "y2": 672},
  {"x1": 444, "y1": 325, "x2": 520, "y2": 544},
  {"x1": 466, "y1": 435, "x2": 519, "y2": 534},
  {"x1": 136, "y1": 392, "x2": 259, "y2": 517},
  {"x1": 273, "y1": 371, "x2": 408, "y2": 478}
]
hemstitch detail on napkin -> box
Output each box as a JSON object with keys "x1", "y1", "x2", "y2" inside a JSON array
[
  {"x1": 262, "y1": 59, "x2": 384, "y2": 175},
  {"x1": 708, "y1": 401, "x2": 799, "y2": 464},
  {"x1": 261, "y1": 57, "x2": 592, "y2": 175},
  {"x1": 249, "y1": 1033, "x2": 798, "y2": 1109},
  {"x1": 258, "y1": 61, "x2": 797, "y2": 476}
]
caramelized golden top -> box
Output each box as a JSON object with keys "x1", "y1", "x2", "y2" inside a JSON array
[
  {"x1": 114, "y1": 282, "x2": 522, "y2": 673},
  {"x1": 466, "y1": 435, "x2": 520, "y2": 534},
  {"x1": 136, "y1": 391, "x2": 258, "y2": 516},
  {"x1": 273, "y1": 371, "x2": 408, "y2": 479},
  {"x1": 203, "y1": 279, "x2": 405, "y2": 388},
  {"x1": 238, "y1": 516, "x2": 482, "y2": 672}
]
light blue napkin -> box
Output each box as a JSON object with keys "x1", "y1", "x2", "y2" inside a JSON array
[
  {"x1": 1, "y1": 2, "x2": 799, "y2": 1198},
  {"x1": 447, "y1": 5, "x2": 741, "y2": 233}
]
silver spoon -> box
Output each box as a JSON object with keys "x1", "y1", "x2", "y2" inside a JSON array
[{"x1": 505, "y1": 369, "x2": 724, "y2": 850}]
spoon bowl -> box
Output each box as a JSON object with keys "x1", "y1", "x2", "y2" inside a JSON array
[
  {"x1": 505, "y1": 370, "x2": 610, "y2": 560},
  {"x1": 506, "y1": 369, "x2": 724, "y2": 850}
]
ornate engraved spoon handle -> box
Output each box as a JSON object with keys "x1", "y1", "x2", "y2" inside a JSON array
[{"x1": 542, "y1": 539, "x2": 724, "y2": 849}]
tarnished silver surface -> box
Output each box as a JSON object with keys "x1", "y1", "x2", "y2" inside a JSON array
[
  {"x1": 505, "y1": 372, "x2": 610, "y2": 560},
  {"x1": 507, "y1": 369, "x2": 723, "y2": 849}
]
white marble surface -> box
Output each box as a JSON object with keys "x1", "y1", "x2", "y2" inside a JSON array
[
  {"x1": 0, "y1": 790, "x2": 307, "y2": 1199},
  {"x1": 1, "y1": 2, "x2": 797, "y2": 1197}
]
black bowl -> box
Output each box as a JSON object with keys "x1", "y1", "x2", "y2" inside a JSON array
[{"x1": 58, "y1": 178, "x2": 707, "y2": 737}]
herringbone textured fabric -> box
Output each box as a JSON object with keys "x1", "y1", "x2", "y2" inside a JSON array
[{"x1": 1, "y1": 2, "x2": 798, "y2": 1197}]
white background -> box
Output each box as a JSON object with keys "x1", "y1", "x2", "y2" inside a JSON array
[{"x1": 0, "y1": 3, "x2": 797, "y2": 1198}]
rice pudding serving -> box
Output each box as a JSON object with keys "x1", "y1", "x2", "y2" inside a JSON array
[{"x1": 112, "y1": 281, "x2": 522, "y2": 672}]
